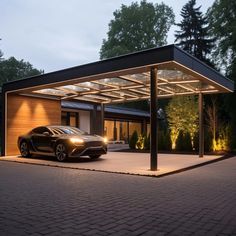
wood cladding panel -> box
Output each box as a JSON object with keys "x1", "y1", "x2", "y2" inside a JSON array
[{"x1": 6, "y1": 94, "x2": 61, "y2": 155}]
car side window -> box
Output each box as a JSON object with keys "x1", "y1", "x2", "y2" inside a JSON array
[{"x1": 32, "y1": 127, "x2": 51, "y2": 135}]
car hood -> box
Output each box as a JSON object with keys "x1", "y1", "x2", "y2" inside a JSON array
[{"x1": 59, "y1": 134, "x2": 104, "y2": 142}]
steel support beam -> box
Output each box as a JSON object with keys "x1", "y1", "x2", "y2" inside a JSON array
[
  {"x1": 91, "y1": 104, "x2": 97, "y2": 134},
  {"x1": 101, "y1": 103, "x2": 104, "y2": 136},
  {"x1": 199, "y1": 93, "x2": 204, "y2": 157},
  {"x1": 150, "y1": 67, "x2": 158, "y2": 171}
]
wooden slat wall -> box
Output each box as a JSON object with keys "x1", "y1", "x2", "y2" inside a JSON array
[{"x1": 6, "y1": 94, "x2": 61, "y2": 155}]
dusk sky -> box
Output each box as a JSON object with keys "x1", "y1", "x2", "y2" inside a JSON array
[{"x1": 0, "y1": 0, "x2": 214, "y2": 73}]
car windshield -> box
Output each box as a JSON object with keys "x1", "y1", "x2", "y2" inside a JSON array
[{"x1": 51, "y1": 127, "x2": 86, "y2": 135}]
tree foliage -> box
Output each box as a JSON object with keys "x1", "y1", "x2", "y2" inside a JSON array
[
  {"x1": 0, "y1": 57, "x2": 43, "y2": 86},
  {"x1": 166, "y1": 96, "x2": 198, "y2": 150},
  {"x1": 100, "y1": 0, "x2": 175, "y2": 59},
  {"x1": 175, "y1": 0, "x2": 214, "y2": 64},
  {"x1": 207, "y1": 0, "x2": 236, "y2": 75},
  {"x1": 207, "y1": 0, "x2": 236, "y2": 150}
]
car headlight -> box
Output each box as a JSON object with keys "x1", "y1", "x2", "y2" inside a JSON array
[
  {"x1": 70, "y1": 138, "x2": 84, "y2": 144},
  {"x1": 103, "y1": 137, "x2": 108, "y2": 144}
]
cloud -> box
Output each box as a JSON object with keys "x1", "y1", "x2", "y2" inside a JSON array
[{"x1": 0, "y1": 0, "x2": 214, "y2": 72}]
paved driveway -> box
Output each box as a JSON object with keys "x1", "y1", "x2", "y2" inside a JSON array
[
  {"x1": 0, "y1": 157, "x2": 236, "y2": 236},
  {"x1": 1, "y1": 152, "x2": 221, "y2": 176}
]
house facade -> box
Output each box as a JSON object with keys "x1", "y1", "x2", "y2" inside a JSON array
[{"x1": 61, "y1": 101, "x2": 150, "y2": 143}]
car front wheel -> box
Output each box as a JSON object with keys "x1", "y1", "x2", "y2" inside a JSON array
[
  {"x1": 20, "y1": 141, "x2": 31, "y2": 157},
  {"x1": 55, "y1": 143, "x2": 68, "y2": 162}
]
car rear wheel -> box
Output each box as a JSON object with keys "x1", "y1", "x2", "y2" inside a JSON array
[
  {"x1": 89, "y1": 155, "x2": 101, "y2": 159},
  {"x1": 20, "y1": 141, "x2": 31, "y2": 157},
  {"x1": 55, "y1": 143, "x2": 68, "y2": 162}
]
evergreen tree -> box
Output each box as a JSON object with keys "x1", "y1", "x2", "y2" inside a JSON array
[{"x1": 175, "y1": 0, "x2": 214, "y2": 64}]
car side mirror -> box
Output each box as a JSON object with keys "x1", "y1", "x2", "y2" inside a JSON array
[{"x1": 43, "y1": 131, "x2": 50, "y2": 136}]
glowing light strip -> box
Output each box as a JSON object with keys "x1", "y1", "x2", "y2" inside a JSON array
[
  {"x1": 129, "y1": 89, "x2": 149, "y2": 95},
  {"x1": 158, "y1": 87, "x2": 174, "y2": 94},
  {"x1": 61, "y1": 94, "x2": 78, "y2": 100},
  {"x1": 176, "y1": 83, "x2": 195, "y2": 92},
  {"x1": 56, "y1": 87, "x2": 78, "y2": 94},
  {"x1": 92, "y1": 80, "x2": 119, "y2": 88},
  {"x1": 74, "y1": 83, "x2": 100, "y2": 91},
  {"x1": 173, "y1": 61, "x2": 233, "y2": 92},
  {"x1": 119, "y1": 75, "x2": 144, "y2": 85},
  {"x1": 112, "y1": 91, "x2": 139, "y2": 98},
  {"x1": 84, "y1": 94, "x2": 111, "y2": 101}
]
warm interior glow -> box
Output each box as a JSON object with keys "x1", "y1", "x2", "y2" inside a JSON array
[{"x1": 29, "y1": 68, "x2": 219, "y2": 104}]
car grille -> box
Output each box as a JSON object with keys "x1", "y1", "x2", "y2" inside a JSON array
[{"x1": 86, "y1": 141, "x2": 103, "y2": 146}]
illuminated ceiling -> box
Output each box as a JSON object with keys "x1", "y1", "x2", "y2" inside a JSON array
[
  {"x1": 31, "y1": 69, "x2": 219, "y2": 104},
  {"x1": 3, "y1": 45, "x2": 233, "y2": 104}
]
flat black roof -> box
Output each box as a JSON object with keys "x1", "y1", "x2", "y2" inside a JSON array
[
  {"x1": 2, "y1": 44, "x2": 234, "y2": 104},
  {"x1": 62, "y1": 100, "x2": 150, "y2": 118}
]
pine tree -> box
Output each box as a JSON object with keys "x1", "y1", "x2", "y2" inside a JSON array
[{"x1": 175, "y1": 0, "x2": 214, "y2": 64}]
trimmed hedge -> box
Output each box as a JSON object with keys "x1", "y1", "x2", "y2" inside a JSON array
[{"x1": 129, "y1": 130, "x2": 138, "y2": 149}]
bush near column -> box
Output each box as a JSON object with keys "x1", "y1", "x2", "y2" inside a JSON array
[
  {"x1": 136, "y1": 134, "x2": 145, "y2": 149},
  {"x1": 176, "y1": 131, "x2": 192, "y2": 151},
  {"x1": 144, "y1": 134, "x2": 150, "y2": 150},
  {"x1": 129, "y1": 130, "x2": 138, "y2": 149}
]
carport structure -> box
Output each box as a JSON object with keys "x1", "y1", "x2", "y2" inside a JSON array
[{"x1": 1, "y1": 45, "x2": 234, "y2": 171}]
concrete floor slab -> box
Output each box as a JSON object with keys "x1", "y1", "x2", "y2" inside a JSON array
[{"x1": 0, "y1": 152, "x2": 222, "y2": 177}]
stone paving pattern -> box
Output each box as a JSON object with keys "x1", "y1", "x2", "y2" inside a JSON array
[{"x1": 0, "y1": 157, "x2": 236, "y2": 235}]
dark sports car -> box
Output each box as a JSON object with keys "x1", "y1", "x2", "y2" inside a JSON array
[{"x1": 18, "y1": 125, "x2": 108, "y2": 161}]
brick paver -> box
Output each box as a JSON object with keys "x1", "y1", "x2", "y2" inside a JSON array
[{"x1": 0, "y1": 157, "x2": 236, "y2": 235}]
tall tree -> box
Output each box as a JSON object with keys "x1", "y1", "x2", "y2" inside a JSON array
[
  {"x1": 207, "y1": 0, "x2": 236, "y2": 76},
  {"x1": 175, "y1": 0, "x2": 214, "y2": 63},
  {"x1": 0, "y1": 39, "x2": 3, "y2": 60},
  {"x1": 166, "y1": 96, "x2": 198, "y2": 150},
  {"x1": 0, "y1": 57, "x2": 43, "y2": 86},
  {"x1": 208, "y1": 0, "x2": 236, "y2": 149},
  {"x1": 100, "y1": 0, "x2": 175, "y2": 59}
]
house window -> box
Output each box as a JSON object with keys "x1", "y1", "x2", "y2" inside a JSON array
[
  {"x1": 129, "y1": 121, "x2": 141, "y2": 139},
  {"x1": 116, "y1": 121, "x2": 128, "y2": 143},
  {"x1": 104, "y1": 120, "x2": 115, "y2": 141},
  {"x1": 61, "y1": 111, "x2": 79, "y2": 128}
]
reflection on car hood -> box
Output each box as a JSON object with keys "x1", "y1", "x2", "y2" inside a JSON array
[{"x1": 58, "y1": 134, "x2": 103, "y2": 141}]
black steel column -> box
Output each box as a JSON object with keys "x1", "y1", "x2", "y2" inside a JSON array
[
  {"x1": 150, "y1": 67, "x2": 158, "y2": 171},
  {"x1": 199, "y1": 93, "x2": 204, "y2": 157},
  {"x1": 101, "y1": 103, "x2": 104, "y2": 136},
  {"x1": 92, "y1": 104, "x2": 97, "y2": 134}
]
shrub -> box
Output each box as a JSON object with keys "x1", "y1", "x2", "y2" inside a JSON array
[
  {"x1": 204, "y1": 130, "x2": 213, "y2": 152},
  {"x1": 144, "y1": 133, "x2": 150, "y2": 150},
  {"x1": 176, "y1": 130, "x2": 184, "y2": 151},
  {"x1": 184, "y1": 132, "x2": 192, "y2": 151},
  {"x1": 136, "y1": 134, "x2": 145, "y2": 149},
  {"x1": 176, "y1": 131, "x2": 192, "y2": 151},
  {"x1": 129, "y1": 130, "x2": 138, "y2": 149},
  {"x1": 158, "y1": 131, "x2": 165, "y2": 150},
  {"x1": 164, "y1": 131, "x2": 172, "y2": 151}
]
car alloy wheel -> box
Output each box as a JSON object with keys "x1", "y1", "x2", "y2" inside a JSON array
[
  {"x1": 20, "y1": 141, "x2": 30, "y2": 157},
  {"x1": 55, "y1": 143, "x2": 68, "y2": 162}
]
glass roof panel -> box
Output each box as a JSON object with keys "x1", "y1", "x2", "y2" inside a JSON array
[
  {"x1": 33, "y1": 88, "x2": 67, "y2": 96},
  {"x1": 58, "y1": 85, "x2": 88, "y2": 92},
  {"x1": 158, "y1": 70, "x2": 196, "y2": 82},
  {"x1": 30, "y1": 68, "x2": 220, "y2": 103},
  {"x1": 98, "y1": 77, "x2": 135, "y2": 87},
  {"x1": 129, "y1": 73, "x2": 150, "y2": 83},
  {"x1": 77, "y1": 82, "x2": 109, "y2": 90}
]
